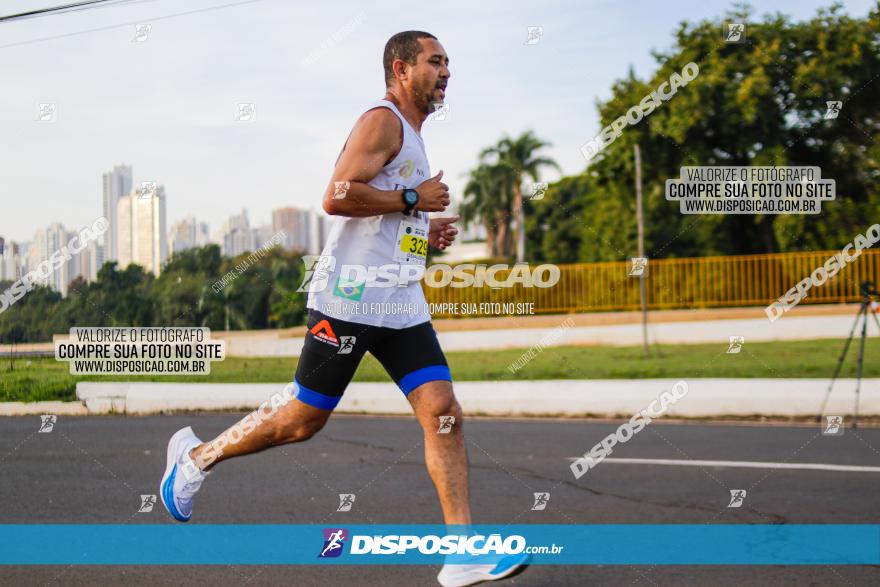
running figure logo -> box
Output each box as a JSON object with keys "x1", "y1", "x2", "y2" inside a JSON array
[
  {"x1": 140, "y1": 181, "x2": 157, "y2": 200},
  {"x1": 132, "y1": 23, "x2": 151, "y2": 42},
  {"x1": 629, "y1": 257, "x2": 648, "y2": 277},
  {"x1": 526, "y1": 182, "x2": 548, "y2": 201},
  {"x1": 337, "y1": 336, "x2": 356, "y2": 355},
  {"x1": 437, "y1": 416, "x2": 455, "y2": 434},
  {"x1": 297, "y1": 255, "x2": 335, "y2": 293},
  {"x1": 531, "y1": 492, "x2": 550, "y2": 511},
  {"x1": 525, "y1": 26, "x2": 543, "y2": 45},
  {"x1": 725, "y1": 23, "x2": 745, "y2": 42},
  {"x1": 727, "y1": 336, "x2": 744, "y2": 354},
  {"x1": 36, "y1": 103, "x2": 57, "y2": 122},
  {"x1": 337, "y1": 494, "x2": 356, "y2": 512},
  {"x1": 333, "y1": 181, "x2": 350, "y2": 199},
  {"x1": 727, "y1": 489, "x2": 747, "y2": 508},
  {"x1": 235, "y1": 103, "x2": 256, "y2": 122},
  {"x1": 38, "y1": 415, "x2": 57, "y2": 433},
  {"x1": 823, "y1": 415, "x2": 844, "y2": 436},
  {"x1": 318, "y1": 528, "x2": 348, "y2": 558},
  {"x1": 138, "y1": 494, "x2": 157, "y2": 513},
  {"x1": 824, "y1": 101, "x2": 842, "y2": 120},
  {"x1": 429, "y1": 102, "x2": 450, "y2": 122}
]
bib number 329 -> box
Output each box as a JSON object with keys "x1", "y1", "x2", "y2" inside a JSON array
[{"x1": 394, "y1": 217, "x2": 428, "y2": 264}]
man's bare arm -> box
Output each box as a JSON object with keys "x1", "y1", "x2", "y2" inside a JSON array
[{"x1": 322, "y1": 108, "x2": 450, "y2": 217}]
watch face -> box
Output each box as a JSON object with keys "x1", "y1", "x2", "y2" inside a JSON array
[{"x1": 405, "y1": 190, "x2": 418, "y2": 205}]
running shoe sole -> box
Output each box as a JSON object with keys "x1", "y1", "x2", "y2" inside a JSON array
[
  {"x1": 439, "y1": 553, "x2": 531, "y2": 587},
  {"x1": 160, "y1": 426, "x2": 194, "y2": 522}
]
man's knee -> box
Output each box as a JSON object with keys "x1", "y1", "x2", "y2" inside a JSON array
[
  {"x1": 413, "y1": 383, "x2": 463, "y2": 429},
  {"x1": 271, "y1": 413, "x2": 327, "y2": 444}
]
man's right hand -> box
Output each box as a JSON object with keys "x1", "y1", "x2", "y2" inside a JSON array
[{"x1": 415, "y1": 170, "x2": 450, "y2": 212}]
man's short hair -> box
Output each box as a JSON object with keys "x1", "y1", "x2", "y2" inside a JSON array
[{"x1": 383, "y1": 31, "x2": 437, "y2": 86}]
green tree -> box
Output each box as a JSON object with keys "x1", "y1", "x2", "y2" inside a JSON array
[
  {"x1": 266, "y1": 249, "x2": 308, "y2": 328},
  {"x1": 525, "y1": 174, "x2": 593, "y2": 263},
  {"x1": 478, "y1": 131, "x2": 560, "y2": 261},
  {"x1": 0, "y1": 283, "x2": 64, "y2": 344},
  {"x1": 460, "y1": 163, "x2": 514, "y2": 258},
  {"x1": 153, "y1": 245, "x2": 225, "y2": 328},
  {"x1": 569, "y1": 2, "x2": 880, "y2": 262},
  {"x1": 88, "y1": 262, "x2": 155, "y2": 325},
  {"x1": 0, "y1": 243, "x2": 314, "y2": 342}
]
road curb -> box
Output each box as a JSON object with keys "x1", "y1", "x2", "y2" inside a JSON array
[
  {"x1": 0, "y1": 401, "x2": 88, "y2": 416},
  {"x1": 68, "y1": 379, "x2": 880, "y2": 417}
]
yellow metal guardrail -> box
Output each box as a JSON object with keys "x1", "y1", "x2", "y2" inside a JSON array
[{"x1": 422, "y1": 249, "x2": 880, "y2": 317}]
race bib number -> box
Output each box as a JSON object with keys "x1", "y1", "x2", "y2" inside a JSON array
[{"x1": 393, "y1": 216, "x2": 428, "y2": 264}]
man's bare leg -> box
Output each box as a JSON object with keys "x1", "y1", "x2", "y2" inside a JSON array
[
  {"x1": 189, "y1": 398, "x2": 332, "y2": 471},
  {"x1": 413, "y1": 381, "x2": 531, "y2": 585},
  {"x1": 408, "y1": 380, "x2": 471, "y2": 526}
]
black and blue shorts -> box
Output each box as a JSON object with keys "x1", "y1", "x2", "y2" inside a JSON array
[{"x1": 292, "y1": 309, "x2": 452, "y2": 411}]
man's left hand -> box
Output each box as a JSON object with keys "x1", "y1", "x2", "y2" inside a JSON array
[{"x1": 428, "y1": 215, "x2": 459, "y2": 250}]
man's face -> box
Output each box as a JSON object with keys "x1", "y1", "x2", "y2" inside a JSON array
[{"x1": 402, "y1": 38, "x2": 450, "y2": 113}]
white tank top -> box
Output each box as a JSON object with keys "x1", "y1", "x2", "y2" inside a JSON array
[{"x1": 307, "y1": 99, "x2": 432, "y2": 329}]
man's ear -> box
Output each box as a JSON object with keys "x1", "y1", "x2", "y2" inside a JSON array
[{"x1": 393, "y1": 59, "x2": 408, "y2": 82}]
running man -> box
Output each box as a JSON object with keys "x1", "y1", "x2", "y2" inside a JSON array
[{"x1": 160, "y1": 31, "x2": 529, "y2": 587}]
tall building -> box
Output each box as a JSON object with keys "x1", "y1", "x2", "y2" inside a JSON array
[
  {"x1": 79, "y1": 240, "x2": 105, "y2": 282},
  {"x1": 272, "y1": 207, "x2": 311, "y2": 252},
  {"x1": 252, "y1": 224, "x2": 275, "y2": 250},
  {"x1": 0, "y1": 241, "x2": 23, "y2": 283},
  {"x1": 16, "y1": 242, "x2": 31, "y2": 276},
  {"x1": 168, "y1": 216, "x2": 210, "y2": 255},
  {"x1": 117, "y1": 185, "x2": 168, "y2": 276},
  {"x1": 28, "y1": 223, "x2": 81, "y2": 296},
  {"x1": 309, "y1": 209, "x2": 328, "y2": 255},
  {"x1": 220, "y1": 209, "x2": 254, "y2": 257},
  {"x1": 102, "y1": 164, "x2": 133, "y2": 262}
]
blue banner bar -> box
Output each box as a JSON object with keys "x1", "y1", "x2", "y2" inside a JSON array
[{"x1": 0, "y1": 525, "x2": 877, "y2": 565}]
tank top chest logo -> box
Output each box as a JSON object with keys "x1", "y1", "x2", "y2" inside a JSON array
[
  {"x1": 398, "y1": 160, "x2": 415, "y2": 178},
  {"x1": 397, "y1": 160, "x2": 426, "y2": 180}
]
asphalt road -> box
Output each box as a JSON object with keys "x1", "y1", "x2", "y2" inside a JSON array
[{"x1": 1, "y1": 414, "x2": 878, "y2": 586}]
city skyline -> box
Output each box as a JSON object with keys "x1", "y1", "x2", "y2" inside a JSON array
[
  {"x1": 2, "y1": 161, "x2": 329, "y2": 247},
  {"x1": 0, "y1": 161, "x2": 331, "y2": 295}
]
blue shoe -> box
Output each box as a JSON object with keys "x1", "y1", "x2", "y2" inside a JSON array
[
  {"x1": 160, "y1": 426, "x2": 209, "y2": 522},
  {"x1": 437, "y1": 552, "x2": 531, "y2": 586}
]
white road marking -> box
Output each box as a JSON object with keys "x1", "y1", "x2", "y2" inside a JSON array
[{"x1": 567, "y1": 457, "x2": 880, "y2": 473}]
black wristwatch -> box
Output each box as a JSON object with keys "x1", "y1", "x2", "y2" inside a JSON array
[{"x1": 402, "y1": 188, "x2": 419, "y2": 216}]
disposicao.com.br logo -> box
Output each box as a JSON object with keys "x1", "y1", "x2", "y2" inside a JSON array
[
  {"x1": 316, "y1": 528, "x2": 561, "y2": 558},
  {"x1": 298, "y1": 256, "x2": 561, "y2": 292}
]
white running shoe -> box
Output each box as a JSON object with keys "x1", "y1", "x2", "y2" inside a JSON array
[
  {"x1": 160, "y1": 426, "x2": 210, "y2": 522},
  {"x1": 437, "y1": 553, "x2": 531, "y2": 587}
]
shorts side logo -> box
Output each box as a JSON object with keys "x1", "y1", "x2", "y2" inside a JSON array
[{"x1": 310, "y1": 319, "x2": 340, "y2": 347}]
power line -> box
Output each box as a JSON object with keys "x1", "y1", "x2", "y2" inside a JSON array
[
  {"x1": 0, "y1": 0, "x2": 122, "y2": 24},
  {"x1": 32, "y1": 0, "x2": 165, "y2": 18},
  {"x1": 0, "y1": 0, "x2": 271, "y2": 49}
]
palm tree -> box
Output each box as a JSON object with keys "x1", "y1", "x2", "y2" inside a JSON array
[
  {"x1": 479, "y1": 131, "x2": 560, "y2": 262},
  {"x1": 460, "y1": 164, "x2": 513, "y2": 257}
]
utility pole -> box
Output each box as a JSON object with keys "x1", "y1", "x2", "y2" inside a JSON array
[{"x1": 635, "y1": 143, "x2": 649, "y2": 358}]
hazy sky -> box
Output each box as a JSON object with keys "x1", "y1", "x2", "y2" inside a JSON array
[{"x1": 1, "y1": 0, "x2": 874, "y2": 243}]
